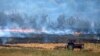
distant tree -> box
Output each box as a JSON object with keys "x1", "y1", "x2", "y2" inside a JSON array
[
  {"x1": 95, "y1": 20, "x2": 100, "y2": 31},
  {"x1": 9, "y1": 13, "x2": 24, "y2": 27},
  {"x1": 29, "y1": 14, "x2": 48, "y2": 29},
  {"x1": 57, "y1": 14, "x2": 66, "y2": 30},
  {"x1": 0, "y1": 38, "x2": 2, "y2": 45},
  {"x1": 29, "y1": 16, "x2": 38, "y2": 29},
  {"x1": 65, "y1": 16, "x2": 76, "y2": 28},
  {"x1": 75, "y1": 17, "x2": 90, "y2": 32},
  {"x1": 47, "y1": 21, "x2": 58, "y2": 30},
  {"x1": 0, "y1": 12, "x2": 8, "y2": 28},
  {"x1": 40, "y1": 15, "x2": 48, "y2": 24},
  {"x1": 66, "y1": 17, "x2": 90, "y2": 32}
]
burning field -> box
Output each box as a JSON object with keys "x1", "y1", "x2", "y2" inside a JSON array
[{"x1": 0, "y1": 0, "x2": 100, "y2": 56}]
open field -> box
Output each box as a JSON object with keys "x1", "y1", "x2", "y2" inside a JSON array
[
  {"x1": 7, "y1": 43, "x2": 66, "y2": 49},
  {"x1": 0, "y1": 47, "x2": 100, "y2": 56},
  {"x1": 0, "y1": 43, "x2": 100, "y2": 56},
  {"x1": 7, "y1": 43, "x2": 100, "y2": 52}
]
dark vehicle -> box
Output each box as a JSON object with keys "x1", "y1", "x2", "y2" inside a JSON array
[{"x1": 67, "y1": 39, "x2": 84, "y2": 50}]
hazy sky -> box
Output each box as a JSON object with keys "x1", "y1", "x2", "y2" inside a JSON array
[
  {"x1": 0, "y1": 0, "x2": 100, "y2": 37},
  {"x1": 0, "y1": 0, "x2": 99, "y2": 20}
]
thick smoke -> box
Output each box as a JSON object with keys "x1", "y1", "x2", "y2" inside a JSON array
[{"x1": 0, "y1": 0, "x2": 100, "y2": 37}]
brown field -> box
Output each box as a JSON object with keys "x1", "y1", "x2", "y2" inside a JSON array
[
  {"x1": 7, "y1": 43, "x2": 66, "y2": 49},
  {"x1": 6, "y1": 43, "x2": 100, "y2": 52},
  {"x1": 0, "y1": 43, "x2": 100, "y2": 56},
  {"x1": 84, "y1": 43, "x2": 100, "y2": 52}
]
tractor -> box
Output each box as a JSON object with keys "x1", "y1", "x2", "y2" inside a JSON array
[{"x1": 67, "y1": 39, "x2": 84, "y2": 50}]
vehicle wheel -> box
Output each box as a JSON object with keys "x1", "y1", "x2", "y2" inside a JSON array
[
  {"x1": 67, "y1": 45, "x2": 74, "y2": 50},
  {"x1": 80, "y1": 45, "x2": 84, "y2": 50}
]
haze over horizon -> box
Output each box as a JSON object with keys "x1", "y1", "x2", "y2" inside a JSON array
[{"x1": 0, "y1": 0, "x2": 100, "y2": 37}]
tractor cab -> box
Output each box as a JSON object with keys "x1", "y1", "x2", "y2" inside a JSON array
[{"x1": 67, "y1": 39, "x2": 84, "y2": 50}]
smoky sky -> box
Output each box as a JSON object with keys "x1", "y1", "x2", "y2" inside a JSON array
[
  {"x1": 0, "y1": 0, "x2": 100, "y2": 37},
  {"x1": 0, "y1": 0, "x2": 99, "y2": 19}
]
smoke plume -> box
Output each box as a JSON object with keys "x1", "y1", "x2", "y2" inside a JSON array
[{"x1": 0, "y1": 0, "x2": 100, "y2": 37}]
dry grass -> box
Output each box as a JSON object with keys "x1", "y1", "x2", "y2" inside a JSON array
[
  {"x1": 7, "y1": 43, "x2": 66, "y2": 50},
  {"x1": 6, "y1": 43, "x2": 100, "y2": 52},
  {"x1": 0, "y1": 47, "x2": 100, "y2": 56},
  {"x1": 0, "y1": 43, "x2": 100, "y2": 56},
  {"x1": 84, "y1": 43, "x2": 100, "y2": 52}
]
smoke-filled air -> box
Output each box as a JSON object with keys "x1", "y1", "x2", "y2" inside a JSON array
[{"x1": 0, "y1": 0, "x2": 100, "y2": 37}]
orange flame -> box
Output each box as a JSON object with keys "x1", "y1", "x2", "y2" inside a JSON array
[{"x1": 0, "y1": 29, "x2": 34, "y2": 33}]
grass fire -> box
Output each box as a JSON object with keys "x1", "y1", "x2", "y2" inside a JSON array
[{"x1": 0, "y1": 0, "x2": 100, "y2": 56}]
